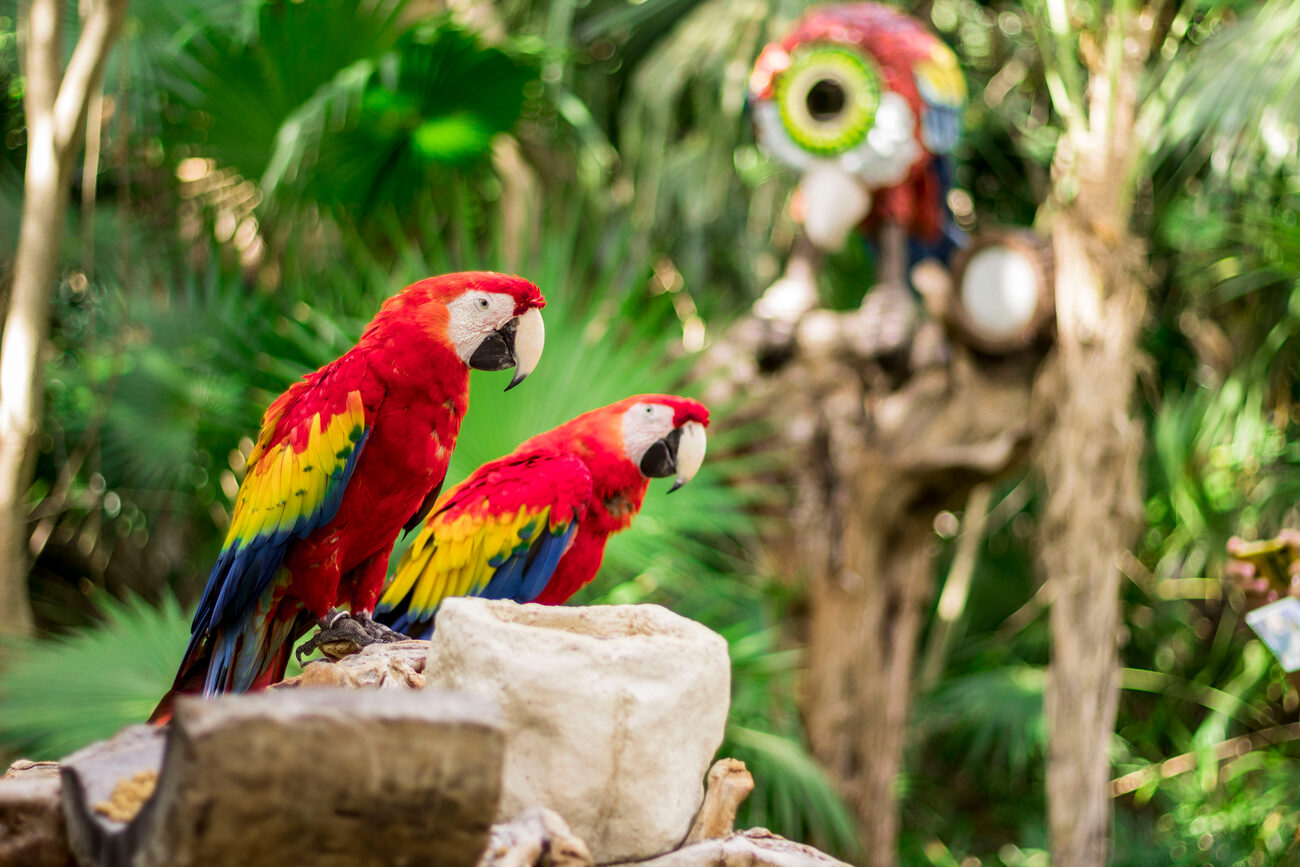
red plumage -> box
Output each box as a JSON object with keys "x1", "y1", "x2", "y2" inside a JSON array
[
  {"x1": 749, "y1": 2, "x2": 966, "y2": 247},
  {"x1": 375, "y1": 395, "x2": 710, "y2": 637},
  {"x1": 152, "y1": 272, "x2": 545, "y2": 721}
]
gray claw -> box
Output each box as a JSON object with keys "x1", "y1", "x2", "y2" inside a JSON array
[
  {"x1": 296, "y1": 610, "x2": 376, "y2": 663},
  {"x1": 353, "y1": 612, "x2": 411, "y2": 644}
]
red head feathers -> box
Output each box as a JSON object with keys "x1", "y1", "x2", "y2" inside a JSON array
[
  {"x1": 375, "y1": 394, "x2": 711, "y2": 637},
  {"x1": 152, "y1": 271, "x2": 547, "y2": 722}
]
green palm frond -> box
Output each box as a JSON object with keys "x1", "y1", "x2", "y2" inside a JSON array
[
  {"x1": 916, "y1": 665, "x2": 1046, "y2": 786},
  {"x1": 0, "y1": 592, "x2": 190, "y2": 759},
  {"x1": 1156, "y1": 0, "x2": 1300, "y2": 184},
  {"x1": 167, "y1": 3, "x2": 536, "y2": 226},
  {"x1": 169, "y1": 0, "x2": 410, "y2": 188}
]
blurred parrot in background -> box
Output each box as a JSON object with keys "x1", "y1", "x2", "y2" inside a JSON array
[
  {"x1": 373, "y1": 394, "x2": 709, "y2": 638},
  {"x1": 748, "y1": 2, "x2": 966, "y2": 339},
  {"x1": 150, "y1": 272, "x2": 546, "y2": 722}
]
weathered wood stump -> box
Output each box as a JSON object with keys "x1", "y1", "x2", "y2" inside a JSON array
[
  {"x1": 703, "y1": 299, "x2": 1040, "y2": 864},
  {"x1": 59, "y1": 688, "x2": 504, "y2": 867},
  {"x1": 0, "y1": 760, "x2": 73, "y2": 867}
]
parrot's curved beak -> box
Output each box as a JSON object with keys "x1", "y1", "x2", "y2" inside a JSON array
[
  {"x1": 470, "y1": 307, "x2": 545, "y2": 390},
  {"x1": 639, "y1": 421, "x2": 708, "y2": 492},
  {"x1": 800, "y1": 164, "x2": 871, "y2": 252},
  {"x1": 506, "y1": 307, "x2": 545, "y2": 390}
]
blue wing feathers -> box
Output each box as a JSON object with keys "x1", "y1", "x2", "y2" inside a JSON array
[
  {"x1": 483, "y1": 553, "x2": 528, "y2": 601},
  {"x1": 386, "y1": 518, "x2": 580, "y2": 641},
  {"x1": 182, "y1": 427, "x2": 370, "y2": 697},
  {"x1": 519, "y1": 522, "x2": 577, "y2": 602}
]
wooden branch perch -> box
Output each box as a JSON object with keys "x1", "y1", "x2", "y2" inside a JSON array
[{"x1": 685, "y1": 759, "x2": 755, "y2": 844}]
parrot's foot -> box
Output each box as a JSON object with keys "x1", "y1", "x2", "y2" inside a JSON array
[
  {"x1": 850, "y1": 282, "x2": 919, "y2": 362},
  {"x1": 297, "y1": 610, "x2": 372, "y2": 663},
  {"x1": 295, "y1": 610, "x2": 412, "y2": 665},
  {"x1": 295, "y1": 611, "x2": 371, "y2": 663},
  {"x1": 351, "y1": 611, "x2": 411, "y2": 644}
]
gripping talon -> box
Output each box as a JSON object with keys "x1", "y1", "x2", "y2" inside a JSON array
[
  {"x1": 296, "y1": 610, "x2": 375, "y2": 662},
  {"x1": 354, "y1": 612, "x2": 411, "y2": 644}
]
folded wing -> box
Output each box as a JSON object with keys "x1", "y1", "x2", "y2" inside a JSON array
[
  {"x1": 184, "y1": 362, "x2": 372, "y2": 695},
  {"x1": 376, "y1": 452, "x2": 592, "y2": 638}
]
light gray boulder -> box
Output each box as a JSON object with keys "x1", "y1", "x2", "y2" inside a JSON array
[
  {"x1": 425, "y1": 599, "x2": 731, "y2": 863},
  {"x1": 0, "y1": 760, "x2": 72, "y2": 867},
  {"x1": 59, "y1": 688, "x2": 504, "y2": 867}
]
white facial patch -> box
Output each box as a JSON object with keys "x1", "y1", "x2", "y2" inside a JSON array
[
  {"x1": 753, "y1": 100, "x2": 817, "y2": 172},
  {"x1": 446, "y1": 291, "x2": 517, "y2": 363},
  {"x1": 621, "y1": 403, "x2": 677, "y2": 467},
  {"x1": 839, "y1": 92, "x2": 920, "y2": 188}
]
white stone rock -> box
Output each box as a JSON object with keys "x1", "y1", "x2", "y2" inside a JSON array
[
  {"x1": 610, "y1": 829, "x2": 852, "y2": 867},
  {"x1": 425, "y1": 598, "x2": 732, "y2": 863}
]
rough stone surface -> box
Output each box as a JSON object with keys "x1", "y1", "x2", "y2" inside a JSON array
[
  {"x1": 425, "y1": 599, "x2": 731, "y2": 863},
  {"x1": 477, "y1": 807, "x2": 593, "y2": 867},
  {"x1": 61, "y1": 688, "x2": 504, "y2": 867},
  {"x1": 275, "y1": 639, "x2": 430, "y2": 690},
  {"x1": 0, "y1": 760, "x2": 73, "y2": 867},
  {"x1": 611, "y1": 829, "x2": 852, "y2": 867}
]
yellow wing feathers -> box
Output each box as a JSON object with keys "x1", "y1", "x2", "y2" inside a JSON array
[
  {"x1": 915, "y1": 44, "x2": 966, "y2": 108},
  {"x1": 386, "y1": 503, "x2": 550, "y2": 615},
  {"x1": 222, "y1": 391, "x2": 367, "y2": 550}
]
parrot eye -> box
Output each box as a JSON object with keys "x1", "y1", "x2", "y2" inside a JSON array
[
  {"x1": 645, "y1": 406, "x2": 655, "y2": 415},
  {"x1": 776, "y1": 44, "x2": 881, "y2": 155},
  {"x1": 477, "y1": 297, "x2": 490, "y2": 309},
  {"x1": 806, "y1": 79, "x2": 845, "y2": 120}
]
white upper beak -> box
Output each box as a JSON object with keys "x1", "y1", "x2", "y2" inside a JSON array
[
  {"x1": 669, "y1": 421, "x2": 707, "y2": 492},
  {"x1": 506, "y1": 306, "x2": 545, "y2": 390},
  {"x1": 800, "y1": 165, "x2": 872, "y2": 253}
]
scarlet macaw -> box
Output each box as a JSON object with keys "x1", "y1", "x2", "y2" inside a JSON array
[
  {"x1": 151, "y1": 272, "x2": 545, "y2": 721},
  {"x1": 747, "y1": 2, "x2": 967, "y2": 330},
  {"x1": 373, "y1": 394, "x2": 709, "y2": 637},
  {"x1": 749, "y1": 2, "x2": 966, "y2": 261}
]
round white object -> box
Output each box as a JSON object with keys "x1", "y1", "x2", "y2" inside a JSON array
[{"x1": 958, "y1": 245, "x2": 1042, "y2": 340}]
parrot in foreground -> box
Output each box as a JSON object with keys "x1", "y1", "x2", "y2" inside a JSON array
[
  {"x1": 373, "y1": 394, "x2": 709, "y2": 638},
  {"x1": 150, "y1": 272, "x2": 546, "y2": 722}
]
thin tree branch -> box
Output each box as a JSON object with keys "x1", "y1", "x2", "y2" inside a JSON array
[
  {"x1": 51, "y1": 0, "x2": 128, "y2": 155},
  {"x1": 918, "y1": 483, "x2": 993, "y2": 692},
  {"x1": 21, "y1": 0, "x2": 61, "y2": 122},
  {"x1": 1111, "y1": 723, "x2": 1300, "y2": 797}
]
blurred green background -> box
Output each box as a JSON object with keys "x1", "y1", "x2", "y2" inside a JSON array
[{"x1": 2, "y1": 0, "x2": 1300, "y2": 863}]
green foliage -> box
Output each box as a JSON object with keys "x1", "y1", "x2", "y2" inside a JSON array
[
  {"x1": 0, "y1": 592, "x2": 189, "y2": 759},
  {"x1": 725, "y1": 623, "x2": 861, "y2": 857},
  {"x1": 170, "y1": 1, "x2": 537, "y2": 226},
  {"x1": 1157, "y1": 0, "x2": 1300, "y2": 187},
  {"x1": 12, "y1": 0, "x2": 1300, "y2": 861}
]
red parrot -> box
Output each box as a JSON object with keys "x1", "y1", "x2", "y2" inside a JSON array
[
  {"x1": 373, "y1": 394, "x2": 709, "y2": 638},
  {"x1": 151, "y1": 272, "x2": 546, "y2": 721},
  {"x1": 749, "y1": 2, "x2": 965, "y2": 255},
  {"x1": 747, "y1": 3, "x2": 966, "y2": 324}
]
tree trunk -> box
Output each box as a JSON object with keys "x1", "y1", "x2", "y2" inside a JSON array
[
  {"x1": 1037, "y1": 21, "x2": 1149, "y2": 865},
  {"x1": 804, "y1": 502, "x2": 931, "y2": 867},
  {"x1": 0, "y1": 0, "x2": 128, "y2": 641},
  {"x1": 706, "y1": 316, "x2": 1038, "y2": 865}
]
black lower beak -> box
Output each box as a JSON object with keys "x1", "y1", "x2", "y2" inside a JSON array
[
  {"x1": 639, "y1": 428, "x2": 683, "y2": 480},
  {"x1": 469, "y1": 319, "x2": 518, "y2": 375}
]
